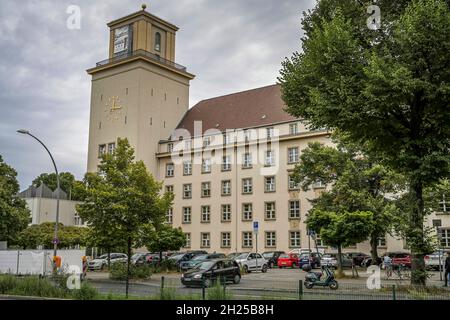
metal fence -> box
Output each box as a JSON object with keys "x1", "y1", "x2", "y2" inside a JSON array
[{"x1": 89, "y1": 276, "x2": 450, "y2": 301}]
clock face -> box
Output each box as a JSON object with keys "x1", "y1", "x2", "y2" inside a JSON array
[
  {"x1": 104, "y1": 96, "x2": 123, "y2": 121},
  {"x1": 113, "y1": 25, "x2": 131, "y2": 55}
]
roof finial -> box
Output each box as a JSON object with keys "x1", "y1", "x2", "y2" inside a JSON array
[{"x1": 141, "y1": 4, "x2": 147, "y2": 11}]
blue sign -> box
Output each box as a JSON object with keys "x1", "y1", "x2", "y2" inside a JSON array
[{"x1": 253, "y1": 221, "x2": 259, "y2": 233}]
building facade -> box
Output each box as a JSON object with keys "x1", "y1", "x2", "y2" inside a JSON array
[{"x1": 86, "y1": 7, "x2": 450, "y2": 254}]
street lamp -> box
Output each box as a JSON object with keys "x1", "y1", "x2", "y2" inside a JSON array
[{"x1": 17, "y1": 130, "x2": 60, "y2": 271}]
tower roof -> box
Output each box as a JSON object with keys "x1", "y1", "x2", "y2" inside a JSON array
[{"x1": 176, "y1": 84, "x2": 297, "y2": 135}]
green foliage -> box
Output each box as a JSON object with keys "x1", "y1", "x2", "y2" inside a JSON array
[
  {"x1": 207, "y1": 280, "x2": 233, "y2": 300},
  {"x1": 0, "y1": 274, "x2": 18, "y2": 293},
  {"x1": 109, "y1": 262, "x2": 152, "y2": 281},
  {"x1": 72, "y1": 282, "x2": 99, "y2": 300},
  {"x1": 0, "y1": 155, "x2": 30, "y2": 244},
  {"x1": 142, "y1": 224, "x2": 186, "y2": 254},
  {"x1": 279, "y1": 0, "x2": 450, "y2": 284},
  {"x1": 33, "y1": 172, "x2": 85, "y2": 201},
  {"x1": 17, "y1": 222, "x2": 90, "y2": 249}
]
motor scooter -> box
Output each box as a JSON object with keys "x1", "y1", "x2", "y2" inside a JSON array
[{"x1": 302, "y1": 264, "x2": 339, "y2": 290}]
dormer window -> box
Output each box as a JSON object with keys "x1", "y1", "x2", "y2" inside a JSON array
[{"x1": 155, "y1": 32, "x2": 161, "y2": 52}]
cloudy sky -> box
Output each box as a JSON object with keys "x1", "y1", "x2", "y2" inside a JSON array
[{"x1": 0, "y1": 0, "x2": 315, "y2": 189}]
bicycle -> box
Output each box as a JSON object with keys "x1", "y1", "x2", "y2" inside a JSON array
[{"x1": 386, "y1": 263, "x2": 410, "y2": 280}]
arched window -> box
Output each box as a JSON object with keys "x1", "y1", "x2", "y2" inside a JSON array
[{"x1": 155, "y1": 32, "x2": 161, "y2": 52}]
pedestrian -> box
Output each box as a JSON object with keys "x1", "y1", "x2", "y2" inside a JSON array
[{"x1": 444, "y1": 251, "x2": 450, "y2": 287}]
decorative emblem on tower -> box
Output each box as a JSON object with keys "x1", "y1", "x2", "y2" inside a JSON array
[{"x1": 105, "y1": 96, "x2": 123, "y2": 121}]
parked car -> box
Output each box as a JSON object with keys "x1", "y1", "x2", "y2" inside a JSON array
[
  {"x1": 180, "y1": 253, "x2": 226, "y2": 272},
  {"x1": 131, "y1": 252, "x2": 152, "y2": 266},
  {"x1": 87, "y1": 253, "x2": 128, "y2": 270},
  {"x1": 392, "y1": 252, "x2": 411, "y2": 268},
  {"x1": 227, "y1": 252, "x2": 244, "y2": 260},
  {"x1": 168, "y1": 251, "x2": 208, "y2": 267},
  {"x1": 277, "y1": 253, "x2": 300, "y2": 268},
  {"x1": 347, "y1": 252, "x2": 370, "y2": 266},
  {"x1": 289, "y1": 248, "x2": 325, "y2": 255},
  {"x1": 320, "y1": 253, "x2": 353, "y2": 269},
  {"x1": 425, "y1": 250, "x2": 448, "y2": 270},
  {"x1": 262, "y1": 251, "x2": 285, "y2": 268},
  {"x1": 234, "y1": 252, "x2": 268, "y2": 273},
  {"x1": 298, "y1": 252, "x2": 322, "y2": 269},
  {"x1": 181, "y1": 259, "x2": 241, "y2": 287}
]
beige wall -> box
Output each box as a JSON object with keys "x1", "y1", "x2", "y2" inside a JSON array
[
  {"x1": 87, "y1": 59, "x2": 191, "y2": 176},
  {"x1": 25, "y1": 198, "x2": 83, "y2": 227}
]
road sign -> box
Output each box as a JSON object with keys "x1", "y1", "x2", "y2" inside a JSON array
[
  {"x1": 253, "y1": 221, "x2": 259, "y2": 233},
  {"x1": 52, "y1": 238, "x2": 60, "y2": 245}
]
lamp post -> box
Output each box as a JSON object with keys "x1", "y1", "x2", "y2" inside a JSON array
[{"x1": 17, "y1": 130, "x2": 60, "y2": 271}]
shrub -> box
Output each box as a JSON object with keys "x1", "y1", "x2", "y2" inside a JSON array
[
  {"x1": 207, "y1": 280, "x2": 233, "y2": 300},
  {"x1": 110, "y1": 262, "x2": 152, "y2": 280},
  {"x1": 0, "y1": 274, "x2": 18, "y2": 294},
  {"x1": 72, "y1": 282, "x2": 99, "y2": 300},
  {"x1": 10, "y1": 276, "x2": 68, "y2": 298}
]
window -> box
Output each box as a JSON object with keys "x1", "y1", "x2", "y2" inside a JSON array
[
  {"x1": 203, "y1": 137, "x2": 211, "y2": 147},
  {"x1": 265, "y1": 150, "x2": 275, "y2": 166},
  {"x1": 202, "y1": 158, "x2": 211, "y2": 173},
  {"x1": 201, "y1": 233, "x2": 210, "y2": 248},
  {"x1": 74, "y1": 213, "x2": 82, "y2": 226},
  {"x1": 289, "y1": 200, "x2": 301, "y2": 219},
  {"x1": 266, "y1": 127, "x2": 274, "y2": 139},
  {"x1": 222, "y1": 204, "x2": 231, "y2": 222},
  {"x1": 167, "y1": 143, "x2": 174, "y2": 153},
  {"x1": 166, "y1": 208, "x2": 173, "y2": 224},
  {"x1": 265, "y1": 232, "x2": 276, "y2": 248},
  {"x1": 183, "y1": 161, "x2": 192, "y2": 175},
  {"x1": 288, "y1": 174, "x2": 300, "y2": 191},
  {"x1": 154, "y1": 32, "x2": 161, "y2": 52},
  {"x1": 223, "y1": 133, "x2": 231, "y2": 145},
  {"x1": 290, "y1": 231, "x2": 301, "y2": 248},
  {"x1": 242, "y1": 203, "x2": 253, "y2": 221},
  {"x1": 265, "y1": 202, "x2": 276, "y2": 220},
  {"x1": 242, "y1": 178, "x2": 253, "y2": 194},
  {"x1": 183, "y1": 184, "x2": 192, "y2": 199},
  {"x1": 183, "y1": 207, "x2": 191, "y2": 224},
  {"x1": 165, "y1": 185, "x2": 174, "y2": 194},
  {"x1": 222, "y1": 155, "x2": 232, "y2": 171},
  {"x1": 313, "y1": 181, "x2": 326, "y2": 189},
  {"x1": 242, "y1": 153, "x2": 253, "y2": 168},
  {"x1": 289, "y1": 123, "x2": 299, "y2": 135},
  {"x1": 201, "y1": 206, "x2": 211, "y2": 223},
  {"x1": 184, "y1": 233, "x2": 191, "y2": 248},
  {"x1": 438, "y1": 195, "x2": 450, "y2": 213},
  {"x1": 288, "y1": 147, "x2": 299, "y2": 164},
  {"x1": 222, "y1": 180, "x2": 231, "y2": 196},
  {"x1": 108, "y1": 142, "x2": 116, "y2": 154},
  {"x1": 378, "y1": 235, "x2": 387, "y2": 247},
  {"x1": 166, "y1": 163, "x2": 174, "y2": 177},
  {"x1": 201, "y1": 182, "x2": 211, "y2": 197},
  {"x1": 244, "y1": 129, "x2": 251, "y2": 142},
  {"x1": 439, "y1": 228, "x2": 450, "y2": 247},
  {"x1": 221, "y1": 232, "x2": 231, "y2": 248},
  {"x1": 98, "y1": 144, "x2": 106, "y2": 158},
  {"x1": 242, "y1": 232, "x2": 253, "y2": 248},
  {"x1": 315, "y1": 234, "x2": 324, "y2": 247},
  {"x1": 184, "y1": 140, "x2": 192, "y2": 150},
  {"x1": 265, "y1": 176, "x2": 276, "y2": 192}
]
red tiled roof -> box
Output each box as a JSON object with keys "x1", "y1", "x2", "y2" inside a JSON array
[{"x1": 176, "y1": 84, "x2": 296, "y2": 134}]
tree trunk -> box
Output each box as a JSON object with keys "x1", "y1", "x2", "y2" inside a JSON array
[
  {"x1": 125, "y1": 237, "x2": 132, "y2": 298},
  {"x1": 107, "y1": 249, "x2": 111, "y2": 269},
  {"x1": 370, "y1": 234, "x2": 379, "y2": 266},
  {"x1": 409, "y1": 178, "x2": 427, "y2": 286},
  {"x1": 159, "y1": 251, "x2": 163, "y2": 266},
  {"x1": 337, "y1": 245, "x2": 343, "y2": 276}
]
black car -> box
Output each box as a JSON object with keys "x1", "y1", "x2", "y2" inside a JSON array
[
  {"x1": 168, "y1": 251, "x2": 208, "y2": 266},
  {"x1": 179, "y1": 253, "x2": 226, "y2": 272},
  {"x1": 347, "y1": 252, "x2": 370, "y2": 266},
  {"x1": 262, "y1": 251, "x2": 285, "y2": 268},
  {"x1": 181, "y1": 259, "x2": 241, "y2": 288}
]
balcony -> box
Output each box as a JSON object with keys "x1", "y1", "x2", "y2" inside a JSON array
[{"x1": 95, "y1": 49, "x2": 187, "y2": 72}]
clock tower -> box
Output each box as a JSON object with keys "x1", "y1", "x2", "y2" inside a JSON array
[{"x1": 86, "y1": 5, "x2": 195, "y2": 177}]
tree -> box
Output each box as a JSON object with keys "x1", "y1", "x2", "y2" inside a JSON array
[
  {"x1": 76, "y1": 138, "x2": 172, "y2": 297},
  {"x1": 0, "y1": 155, "x2": 30, "y2": 245},
  {"x1": 142, "y1": 224, "x2": 186, "y2": 261},
  {"x1": 293, "y1": 139, "x2": 404, "y2": 265},
  {"x1": 18, "y1": 222, "x2": 89, "y2": 249},
  {"x1": 307, "y1": 210, "x2": 374, "y2": 275},
  {"x1": 33, "y1": 172, "x2": 84, "y2": 201},
  {"x1": 279, "y1": 0, "x2": 450, "y2": 285}
]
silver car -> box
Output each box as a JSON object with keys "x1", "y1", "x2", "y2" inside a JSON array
[
  {"x1": 320, "y1": 253, "x2": 353, "y2": 269},
  {"x1": 87, "y1": 253, "x2": 128, "y2": 270},
  {"x1": 234, "y1": 252, "x2": 268, "y2": 273}
]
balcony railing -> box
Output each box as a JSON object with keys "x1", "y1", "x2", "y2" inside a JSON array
[{"x1": 95, "y1": 49, "x2": 187, "y2": 72}]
